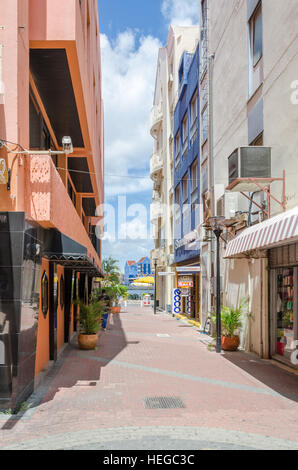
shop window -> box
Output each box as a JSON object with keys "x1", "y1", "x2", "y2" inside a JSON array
[
  {"x1": 276, "y1": 269, "x2": 295, "y2": 360},
  {"x1": 41, "y1": 272, "x2": 49, "y2": 318}
]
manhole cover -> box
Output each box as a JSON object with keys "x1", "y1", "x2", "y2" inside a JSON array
[{"x1": 144, "y1": 397, "x2": 186, "y2": 409}]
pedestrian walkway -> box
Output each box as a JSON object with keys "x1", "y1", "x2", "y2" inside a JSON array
[{"x1": 1, "y1": 306, "x2": 298, "y2": 450}]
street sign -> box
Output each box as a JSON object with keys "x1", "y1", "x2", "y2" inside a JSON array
[{"x1": 158, "y1": 272, "x2": 176, "y2": 276}]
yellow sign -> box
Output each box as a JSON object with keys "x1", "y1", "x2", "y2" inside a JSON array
[{"x1": 0, "y1": 159, "x2": 8, "y2": 184}]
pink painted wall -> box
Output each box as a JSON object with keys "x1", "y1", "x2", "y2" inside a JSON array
[
  {"x1": 0, "y1": 0, "x2": 103, "y2": 267},
  {"x1": 0, "y1": 0, "x2": 29, "y2": 212}
]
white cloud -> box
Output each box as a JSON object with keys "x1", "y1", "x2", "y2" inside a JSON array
[
  {"x1": 161, "y1": 0, "x2": 199, "y2": 26},
  {"x1": 101, "y1": 31, "x2": 162, "y2": 198}
]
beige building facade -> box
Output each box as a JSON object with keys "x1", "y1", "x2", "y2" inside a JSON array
[
  {"x1": 150, "y1": 26, "x2": 199, "y2": 312},
  {"x1": 200, "y1": 0, "x2": 298, "y2": 367}
]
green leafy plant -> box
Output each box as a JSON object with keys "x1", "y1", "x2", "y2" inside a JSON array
[
  {"x1": 74, "y1": 299, "x2": 105, "y2": 335},
  {"x1": 211, "y1": 297, "x2": 248, "y2": 338}
]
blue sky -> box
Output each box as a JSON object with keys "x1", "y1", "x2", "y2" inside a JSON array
[
  {"x1": 98, "y1": 0, "x2": 167, "y2": 43},
  {"x1": 97, "y1": 0, "x2": 199, "y2": 272}
]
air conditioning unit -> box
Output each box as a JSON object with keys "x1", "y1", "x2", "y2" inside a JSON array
[
  {"x1": 217, "y1": 192, "x2": 248, "y2": 221},
  {"x1": 228, "y1": 147, "x2": 271, "y2": 187}
]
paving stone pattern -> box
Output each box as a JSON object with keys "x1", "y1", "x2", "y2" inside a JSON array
[{"x1": 1, "y1": 306, "x2": 298, "y2": 450}]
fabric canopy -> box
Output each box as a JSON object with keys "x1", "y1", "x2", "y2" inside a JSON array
[{"x1": 224, "y1": 206, "x2": 298, "y2": 258}]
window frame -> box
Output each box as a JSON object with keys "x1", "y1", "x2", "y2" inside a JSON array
[{"x1": 251, "y1": 4, "x2": 263, "y2": 67}]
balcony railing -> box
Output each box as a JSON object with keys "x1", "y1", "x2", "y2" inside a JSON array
[
  {"x1": 150, "y1": 152, "x2": 163, "y2": 181},
  {"x1": 150, "y1": 103, "x2": 163, "y2": 137}
]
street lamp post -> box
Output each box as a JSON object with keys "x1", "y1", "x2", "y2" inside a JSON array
[
  {"x1": 154, "y1": 259, "x2": 157, "y2": 315},
  {"x1": 209, "y1": 216, "x2": 225, "y2": 353}
]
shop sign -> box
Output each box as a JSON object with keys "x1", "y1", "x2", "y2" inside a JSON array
[
  {"x1": 0, "y1": 159, "x2": 8, "y2": 184},
  {"x1": 178, "y1": 281, "x2": 193, "y2": 288},
  {"x1": 178, "y1": 275, "x2": 193, "y2": 288}
]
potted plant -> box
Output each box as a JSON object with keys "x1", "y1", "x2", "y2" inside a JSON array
[
  {"x1": 74, "y1": 299, "x2": 105, "y2": 350},
  {"x1": 108, "y1": 285, "x2": 128, "y2": 314},
  {"x1": 212, "y1": 298, "x2": 247, "y2": 351}
]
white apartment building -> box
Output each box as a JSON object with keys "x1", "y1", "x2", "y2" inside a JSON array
[
  {"x1": 150, "y1": 25, "x2": 200, "y2": 312},
  {"x1": 200, "y1": 0, "x2": 298, "y2": 368}
]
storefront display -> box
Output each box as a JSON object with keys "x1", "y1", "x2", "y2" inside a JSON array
[
  {"x1": 276, "y1": 269, "x2": 295, "y2": 359},
  {"x1": 270, "y1": 244, "x2": 298, "y2": 367}
]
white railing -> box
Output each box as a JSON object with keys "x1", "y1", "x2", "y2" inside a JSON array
[
  {"x1": 150, "y1": 103, "x2": 163, "y2": 136},
  {"x1": 150, "y1": 152, "x2": 163, "y2": 180}
]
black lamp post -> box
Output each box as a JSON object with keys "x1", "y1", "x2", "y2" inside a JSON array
[
  {"x1": 153, "y1": 259, "x2": 157, "y2": 315},
  {"x1": 209, "y1": 216, "x2": 225, "y2": 353}
]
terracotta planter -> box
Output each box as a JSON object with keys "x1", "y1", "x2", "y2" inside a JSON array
[
  {"x1": 78, "y1": 334, "x2": 98, "y2": 350},
  {"x1": 111, "y1": 306, "x2": 121, "y2": 314},
  {"x1": 221, "y1": 335, "x2": 240, "y2": 351}
]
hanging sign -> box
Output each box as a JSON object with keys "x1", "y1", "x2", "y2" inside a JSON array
[{"x1": 0, "y1": 159, "x2": 8, "y2": 184}]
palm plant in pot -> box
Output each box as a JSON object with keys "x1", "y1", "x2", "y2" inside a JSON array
[
  {"x1": 108, "y1": 285, "x2": 128, "y2": 313},
  {"x1": 74, "y1": 299, "x2": 105, "y2": 350},
  {"x1": 212, "y1": 298, "x2": 247, "y2": 351}
]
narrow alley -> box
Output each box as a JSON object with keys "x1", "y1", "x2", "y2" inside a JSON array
[{"x1": 1, "y1": 306, "x2": 298, "y2": 450}]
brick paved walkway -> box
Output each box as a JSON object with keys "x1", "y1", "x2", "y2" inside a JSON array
[{"x1": 1, "y1": 306, "x2": 298, "y2": 450}]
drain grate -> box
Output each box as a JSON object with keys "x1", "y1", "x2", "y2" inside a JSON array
[{"x1": 144, "y1": 396, "x2": 186, "y2": 409}]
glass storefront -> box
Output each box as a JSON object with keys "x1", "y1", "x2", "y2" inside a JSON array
[
  {"x1": 275, "y1": 268, "x2": 295, "y2": 360},
  {"x1": 270, "y1": 244, "x2": 298, "y2": 367}
]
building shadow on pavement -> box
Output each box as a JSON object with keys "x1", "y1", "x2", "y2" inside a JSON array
[
  {"x1": 1, "y1": 312, "x2": 132, "y2": 430},
  {"x1": 222, "y1": 350, "x2": 298, "y2": 403}
]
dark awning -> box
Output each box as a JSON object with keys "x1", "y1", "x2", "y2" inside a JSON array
[{"x1": 42, "y1": 230, "x2": 104, "y2": 277}]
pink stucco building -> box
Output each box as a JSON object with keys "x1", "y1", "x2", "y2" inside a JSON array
[{"x1": 0, "y1": 0, "x2": 104, "y2": 411}]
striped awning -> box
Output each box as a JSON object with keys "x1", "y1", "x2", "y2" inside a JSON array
[{"x1": 224, "y1": 206, "x2": 298, "y2": 258}]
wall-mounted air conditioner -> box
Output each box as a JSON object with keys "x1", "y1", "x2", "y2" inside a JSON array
[{"x1": 228, "y1": 147, "x2": 271, "y2": 187}]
